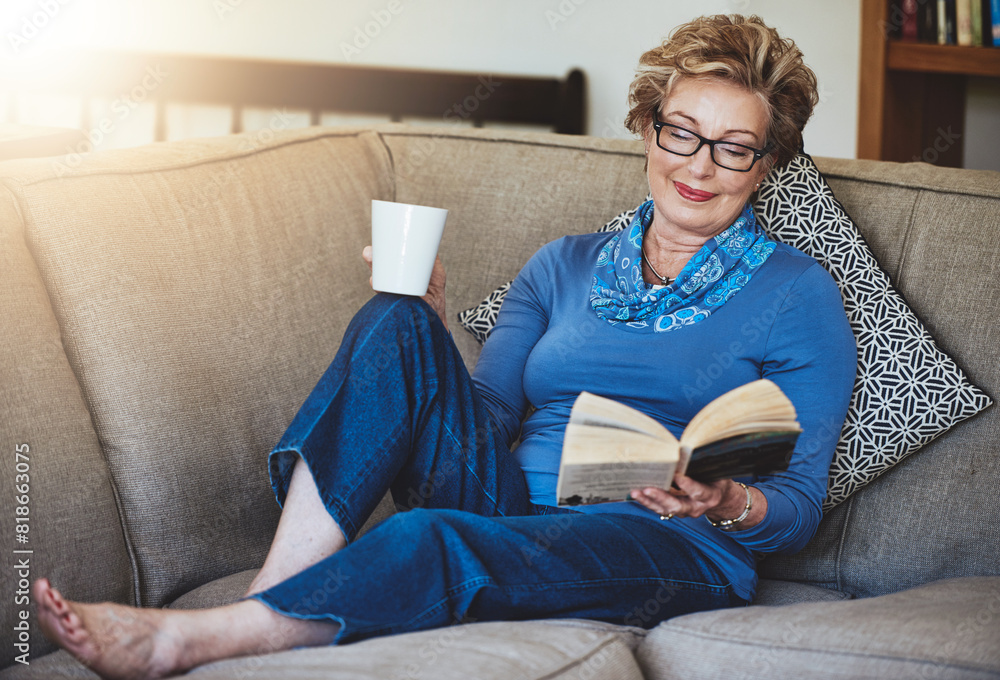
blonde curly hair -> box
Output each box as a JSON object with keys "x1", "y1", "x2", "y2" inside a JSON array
[{"x1": 625, "y1": 14, "x2": 818, "y2": 170}]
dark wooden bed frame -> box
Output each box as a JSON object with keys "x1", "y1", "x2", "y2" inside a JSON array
[{"x1": 5, "y1": 51, "x2": 586, "y2": 141}]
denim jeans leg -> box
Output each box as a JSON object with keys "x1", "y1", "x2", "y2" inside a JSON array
[
  {"x1": 253, "y1": 508, "x2": 743, "y2": 644},
  {"x1": 266, "y1": 293, "x2": 537, "y2": 542},
  {"x1": 254, "y1": 293, "x2": 744, "y2": 644}
]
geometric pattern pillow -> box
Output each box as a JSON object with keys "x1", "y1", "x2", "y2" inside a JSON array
[
  {"x1": 458, "y1": 154, "x2": 993, "y2": 510},
  {"x1": 756, "y1": 154, "x2": 992, "y2": 509}
]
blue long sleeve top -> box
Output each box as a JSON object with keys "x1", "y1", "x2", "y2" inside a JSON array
[{"x1": 472, "y1": 230, "x2": 857, "y2": 601}]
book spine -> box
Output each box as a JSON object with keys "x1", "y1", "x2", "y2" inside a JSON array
[
  {"x1": 971, "y1": 0, "x2": 983, "y2": 45},
  {"x1": 993, "y1": 0, "x2": 1000, "y2": 45},
  {"x1": 920, "y1": 0, "x2": 940, "y2": 41},
  {"x1": 958, "y1": 0, "x2": 973, "y2": 44},
  {"x1": 887, "y1": 0, "x2": 903, "y2": 38},
  {"x1": 985, "y1": 0, "x2": 995, "y2": 44},
  {"x1": 939, "y1": 0, "x2": 948, "y2": 42},
  {"x1": 946, "y1": 0, "x2": 958, "y2": 42},
  {"x1": 903, "y1": 0, "x2": 920, "y2": 40}
]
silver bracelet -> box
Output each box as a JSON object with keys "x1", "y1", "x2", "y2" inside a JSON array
[{"x1": 709, "y1": 482, "x2": 752, "y2": 531}]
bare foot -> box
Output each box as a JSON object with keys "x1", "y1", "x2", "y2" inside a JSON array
[
  {"x1": 34, "y1": 578, "x2": 341, "y2": 679},
  {"x1": 34, "y1": 578, "x2": 181, "y2": 679}
]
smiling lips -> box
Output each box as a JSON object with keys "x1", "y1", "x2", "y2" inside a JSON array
[{"x1": 674, "y1": 181, "x2": 717, "y2": 202}]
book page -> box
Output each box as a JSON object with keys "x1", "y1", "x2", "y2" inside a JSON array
[
  {"x1": 557, "y1": 461, "x2": 675, "y2": 506},
  {"x1": 557, "y1": 423, "x2": 679, "y2": 505},
  {"x1": 680, "y1": 379, "x2": 798, "y2": 450},
  {"x1": 569, "y1": 392, "x2": 676, "y2": 443}
]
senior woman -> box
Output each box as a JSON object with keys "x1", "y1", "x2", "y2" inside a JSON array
[{"x1": 34, "y1": 14, "x2": 855, "y2": 679}]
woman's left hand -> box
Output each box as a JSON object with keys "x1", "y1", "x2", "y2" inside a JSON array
[
  {"x1": 362, "y1": 246, "x2": 449, "y2": 332},
  {"x1": 630, "y1": 476, "x2": 765, "y2": 529},
  {"x1": 421, "y1": 253, "x2": 449, "y2": 332}
]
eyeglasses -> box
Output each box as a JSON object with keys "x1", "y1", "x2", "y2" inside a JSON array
[{"x1": 651, "y1": 111, "x2": 773, "y2": 172}]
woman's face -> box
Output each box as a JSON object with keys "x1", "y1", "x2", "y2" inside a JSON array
[{"x1": 644, "y1": 78, "x2": 770, "y2": 240}]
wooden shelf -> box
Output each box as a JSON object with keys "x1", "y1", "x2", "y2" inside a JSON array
[
  {"x1": 887, "y1": 42, "x2": 1000, "y2": 78},
  {"x1": 857, "y1": 0, "x2": 1000, "y2": 167}
]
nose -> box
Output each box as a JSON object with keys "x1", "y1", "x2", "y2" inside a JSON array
[{"x1": 688, "y1": 143, "x2": 716, "y2": 178}]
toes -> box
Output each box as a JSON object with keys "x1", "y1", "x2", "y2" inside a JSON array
[
  {"x1": 49, "y1": 587, "x2": 69, "y2": 613},
  {"x1": 32, "y1": 579, "x2": 51, "y2": 608},
  {"x1": 62, "y1": 609, "x2": 80, "y2": 631},
  {"x1": 35, "y1": 578, "x2": 69, "y2": 614},
  {"x1": 64, "y1": 620, "x2": 89, "y2": 646}
]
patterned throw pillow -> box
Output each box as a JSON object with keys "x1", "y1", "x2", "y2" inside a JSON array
[{"x1": 458, "y1": 154, "x2": 992, "y2": 509}]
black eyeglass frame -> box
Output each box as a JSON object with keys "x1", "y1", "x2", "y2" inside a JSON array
[{"x1": 651, "y1": 110, "x2": 773, "y2": 172}]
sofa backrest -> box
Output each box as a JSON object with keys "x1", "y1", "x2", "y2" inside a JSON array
[{"x1": 0, "y1": 128, "x2": 394, "y2": 612}]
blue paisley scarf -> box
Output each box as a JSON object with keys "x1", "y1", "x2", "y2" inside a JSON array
[{"x1": 590, "y1": 200, "x2": 776, "y2": 333}]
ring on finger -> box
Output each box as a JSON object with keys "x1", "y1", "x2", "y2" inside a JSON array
[{"x1": 659, "y1": 513, "x2": 674, "y2": 520}]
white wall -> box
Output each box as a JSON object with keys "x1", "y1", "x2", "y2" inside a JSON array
[
  {"x1": 965, "y1": 77, "x2": 1000, "y2": 172},
  {"x1": 0, "y1": 0, "x2": 869, "y2": 161}
]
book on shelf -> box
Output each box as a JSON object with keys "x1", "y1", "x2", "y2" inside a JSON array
[
  {"x1": 958, "y1": 0, "x2": 974, "y2": 44},
  {"x1": 993, "y1": 0, "x2": 1000, "y2": 45},
  {"x1": 938, "y1": 0, "x2": 957, "y2": 44},
  {"x1": 555, "y1": 380, "x2": 801, "y2": 507},
  {"x1": 903, "y1": 0, "x2": 919, "y2": 40},
  {"x1": 920, "y1": 0, "x2": 940, "y2": 41},
  {"x1": 971, "y1": 0, "x2": 984, "y2": 45}
]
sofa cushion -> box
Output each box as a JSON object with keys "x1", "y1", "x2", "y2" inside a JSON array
[
  {"x1": 168, "y1": 568, "x2": 258, "y2": 610},
  {"x1": 13, "y1": 127, "x2": 394, "y2": 608},
  {"x1": 165, "y1": 571, "x2": 645, "y2": 680},
  {"x1": 750, "y1": 579, "x2": 850, "y2": 606},
  {"x1": 0, "y1": 183, "x2": 134, "y2": 668},
  {"x1": 637, "y1": 577, "x2": 1000, "y2": 680},
  {"x1": 186, "y1": 620, "x2": 645, "y2": 680},
  {"x1": 10, "y1": 608, "x2": 646, "y2": 680}
]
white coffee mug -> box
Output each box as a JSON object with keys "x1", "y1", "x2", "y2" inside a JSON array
[{"x1": 371, "y1": 200, "x2": 449, "y2": 296}]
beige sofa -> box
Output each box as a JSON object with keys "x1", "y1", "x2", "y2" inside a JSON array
[{"x1": 1, "y1": 125, "x2": 998, "y2": 679}]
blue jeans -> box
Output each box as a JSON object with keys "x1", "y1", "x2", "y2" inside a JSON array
[{"x1": 251, "y1": 294, "x2": 744, "y2": 643}]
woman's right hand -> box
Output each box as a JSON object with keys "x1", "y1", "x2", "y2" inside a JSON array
[{"x1": 362, "y1": 246, "x2": 450, "y2": 332}]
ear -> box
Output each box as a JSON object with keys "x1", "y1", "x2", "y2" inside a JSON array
[{"x1": 754, "y1": 158, "x2": 772, "y2": 189}]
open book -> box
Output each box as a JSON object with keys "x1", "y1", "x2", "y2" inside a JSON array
[{"x1": 555, "y1": 379, "x2": 801, "y2": 506}]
